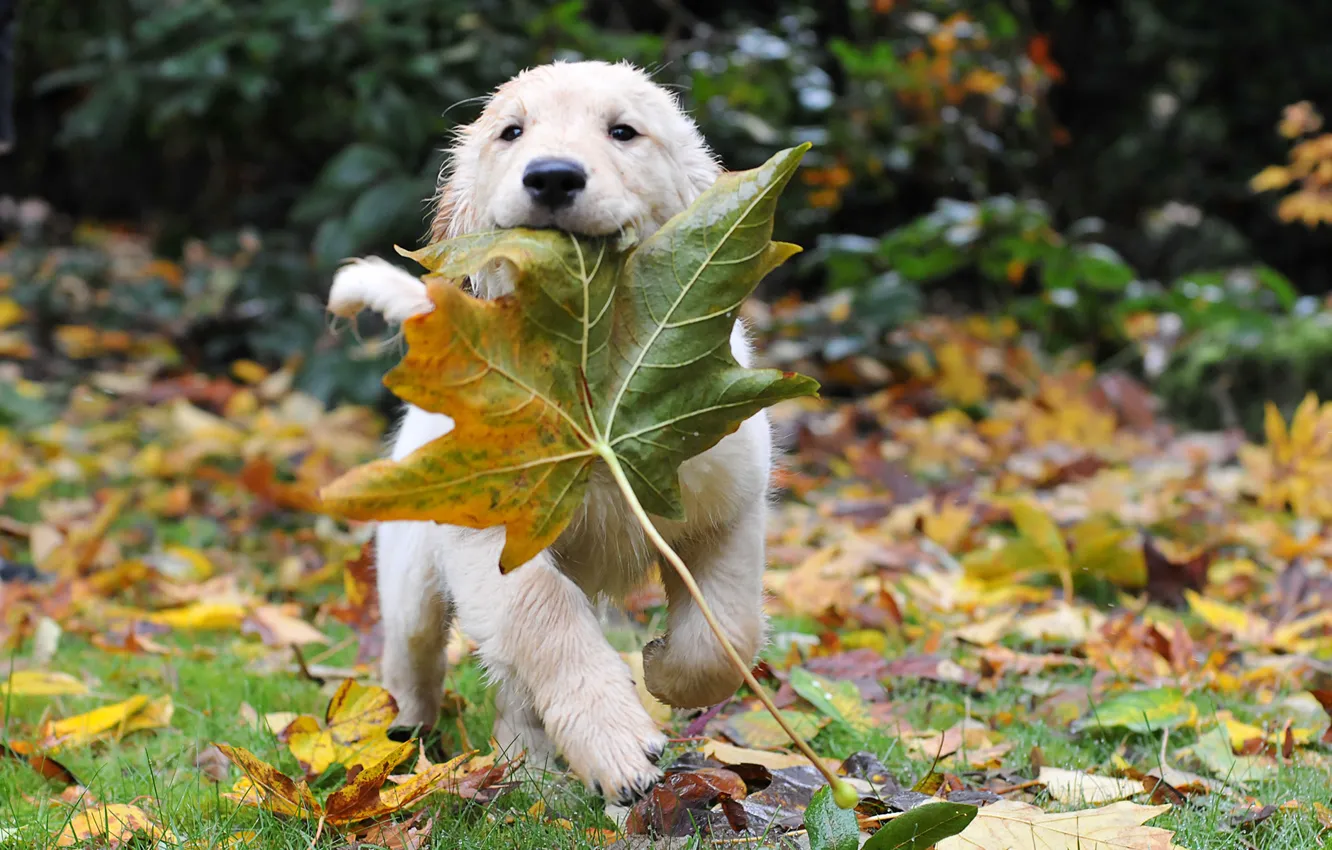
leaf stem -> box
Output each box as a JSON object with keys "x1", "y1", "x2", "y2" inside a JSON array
[{"x1": 599, "y1": 449, "x2": 854, "y2": 805}]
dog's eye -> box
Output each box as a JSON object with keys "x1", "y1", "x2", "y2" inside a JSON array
[
  {"x1": 499, "y1": 125, "x2": 523, "y2": 142},
  {"x1": 609, "y1": 124, "x2": 639, "y2": 142}
]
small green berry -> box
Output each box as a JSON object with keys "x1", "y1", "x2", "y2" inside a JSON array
[{"x1": 832, "y1": 779, "x2": 859, "y2": 810}]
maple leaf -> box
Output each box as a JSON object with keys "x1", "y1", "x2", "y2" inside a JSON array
[
  {"x1": 934, "y1": 800, "x2": 1181, "y2": 850},
  {"x1": 280, "y1": 678, "x2": 402, "y2": 779},
  {"x1": 218, "y1": 741, "x2": 498, "y2": 826},
  {"x1": 320, "y1": 144, "x2": 819, "y2": 571}
]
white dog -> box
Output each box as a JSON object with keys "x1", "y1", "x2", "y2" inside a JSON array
[{"x1": 328, "y1": 61, "x2": 772, "y2": 803}]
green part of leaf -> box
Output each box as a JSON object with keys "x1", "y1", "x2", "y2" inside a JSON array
[
  {"x1": 1192, "y1": 726, "x2": 1280, "y2": 785},
  {"x1": 863, "y1": 802, "x2": 979, "y2": 850},
  {"x1": 789, "y1": 667, "x2": 872, "y2": 735},
  {"x1": 320, "y1": 145, "x2": 820, "y2": 571},
  {"x1": 805, "y1": 785, "x2": 860, "y2": 850},
  {"x1": 1073, "y1": 687, "x2": 1195, "y2": 735}
]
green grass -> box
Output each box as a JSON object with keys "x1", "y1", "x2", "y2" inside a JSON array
[{"x1": 4, "y1": 626, "x2": 1329, "y2": 849}]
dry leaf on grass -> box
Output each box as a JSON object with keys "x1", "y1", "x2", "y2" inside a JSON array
[
  {"x1": 1038, "y1": 767, "x2": 1144, "y2": 805},
  {"x1": 56, "y1": 803, "x2": 176, "y2": 848},
  {"x1": 935, "y1": 800, "x2": 1180, "y2": 850},
  {"x1": 281, "y1": 678, "x2": 401, "y2": 778}
]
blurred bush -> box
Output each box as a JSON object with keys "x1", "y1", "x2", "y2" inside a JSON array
[{"x1": 5, "y1": 0, "x2": 1332, "y2": 423}]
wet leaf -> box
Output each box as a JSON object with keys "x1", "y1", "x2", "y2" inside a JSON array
[
  {"x1": 805, "y1": 785, "x2": 860, "y2": 850},
  {"x1": 790, "y1": 667, "x2": 873, "y2": 734}
]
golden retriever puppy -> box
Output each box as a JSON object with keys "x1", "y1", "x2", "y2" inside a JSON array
[{"x1": 328, "y1": 60, "x2": 771, "y2": 803}]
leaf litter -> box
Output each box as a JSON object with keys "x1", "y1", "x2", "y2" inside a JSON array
[{"x1": 0, "y1": 154, "x2": 1330, "y2": 848}]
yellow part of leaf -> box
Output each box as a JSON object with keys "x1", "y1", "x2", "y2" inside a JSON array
[
  {"x1": 41, "y1": 695, "x2": 150, "y2": 751},
  {"x1": 1038, "y1": 767, "x2": 1144, "y2": 805},
  {"x1": 1250, "y1": 165, "x2": 1293, "y2": 193},
  {"x1": 1184, "y1": 589, "x2": 1269, "y2": 645},
  {"x1": 57, "y1": 804, "x2": 177, "y2": 848},
  {"x1": 284, "y1": 679, "x2": 400, "y2": 777},
  {"x1": 1217, "y1": 712, "x2": 1267, "y2": 751},
  {"x1": 0, "y1": 670, "x2": 89, "y2": 697},
  {"x1": 148, "y1": 602, "x2": 248, "y2": 631},
  {"x1": 122, "y1": 694, "x2": 174, "y2": 736},
  {"x1": 1010, "y1": 499, "x2": 1071, "y2": 572},
  {"x1": 217, "y1": 743, "x2": 322, "y2": 818},
  {"x1": 935, "y1": 800, "x2": 1175, "y2": 850}
]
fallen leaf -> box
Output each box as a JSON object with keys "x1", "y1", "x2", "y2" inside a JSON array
[
  {"x1": 0, "y1": 670, "x2": 88, "y2": 697},
  {"x1": 1074, "y1": 688, "x2": 1197, "y2": 734},
  {"x1": 282, "y1": 678, "x2": 401, "y2": 778},
  {"x1": 56, "y1": 803, "x2": 176, "y2": 848},
  {"x1": 1038, "y1": 767, "x2": 1144, "y2": 805},
  {"x1": 790, "y1": 667, "x2": 873, "y2": 734},
  {"x1": 701, "y1": 739, "x2": 838, "y2": 772},
  {"x1": 242, "y1": 604, "x2": 330, "y2": 647},
  {"x1": 804, "y1": 784, "x2": 859, "y2": 850},
  {"x1": 863, "y1": 800, "x2": 978, "y2": 850},
  {"x1": 935, "y1": 800, "x2": 1177, "y2": 850}
]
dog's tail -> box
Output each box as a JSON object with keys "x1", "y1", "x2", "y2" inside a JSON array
[{"x1": 328, "y1": 257, "x2": 434, "y2": 323}]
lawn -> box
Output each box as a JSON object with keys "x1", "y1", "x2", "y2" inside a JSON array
[{"x1": 2, "y1": 278, "x2": 1332, "y2": 848}]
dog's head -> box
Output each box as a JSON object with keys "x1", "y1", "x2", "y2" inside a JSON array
[{"x1": 431, "y1": 61, "x2": 720, "y2": 242}]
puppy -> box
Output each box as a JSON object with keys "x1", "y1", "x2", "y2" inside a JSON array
[{"x1": 329, "y1": 61, "x2": 772, "y2": 803}]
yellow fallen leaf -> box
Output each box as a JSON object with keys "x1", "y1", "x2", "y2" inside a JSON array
[
  {"x1": 122, "y1": 695, "x2": 174, "y2": 736},
  {"x1": 40, "y1": 695, "x2": 150, "y2": 751},
  {"x1": 936, "y1": 800, "x2": 1177, "y2": 850},
  {"x1": 1016, "y1": 604, "x2": 1105, "y2": 643},
  {"x1": 1218, "y1": 712, "x2": 1267, "y2": 751},
  {"x1": 1039, "y1": 767, "x2": 1144, "y2": 805},
  {"x1": 0, "y1": 670, "x2": 89, "y2": 697},
  {"x1": 1185, "y1": 590, "x2": 1269, "y2": 645},
  {"x1": 149, "y1": 602, "x2": 248, "y2": 631},
  {"x1": 284, "y1": 679, "x2": 401, "y2": 778},
  {"x1": 57, "y1": 803, "x2": 176, "y2": 848}
]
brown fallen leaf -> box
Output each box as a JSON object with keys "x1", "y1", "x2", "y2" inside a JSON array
[
  {"x1": 626, "y1": 767, "x2": 748, "y2": 835},
  {"x1": 220, "y1": 744, "x2": 323, "y2": 818},
  {"x1": 1, "y1": 742, "x2": 80, "y2": 785},
  {"x1": 194, "y1": 744, "x2": 231, "y2": 783}
]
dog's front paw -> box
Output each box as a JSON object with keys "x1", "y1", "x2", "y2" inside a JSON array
[
  {"x1": 561, "y1": 708, "x2": 667, "y2": 805},
  {"x1": 587, "y1": 740, "x2": 666, "y2": 806}
]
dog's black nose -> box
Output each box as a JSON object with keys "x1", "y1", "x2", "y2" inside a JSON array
[{"x1": 522, "y1": 158, "x2": 587, "y2": 210}]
